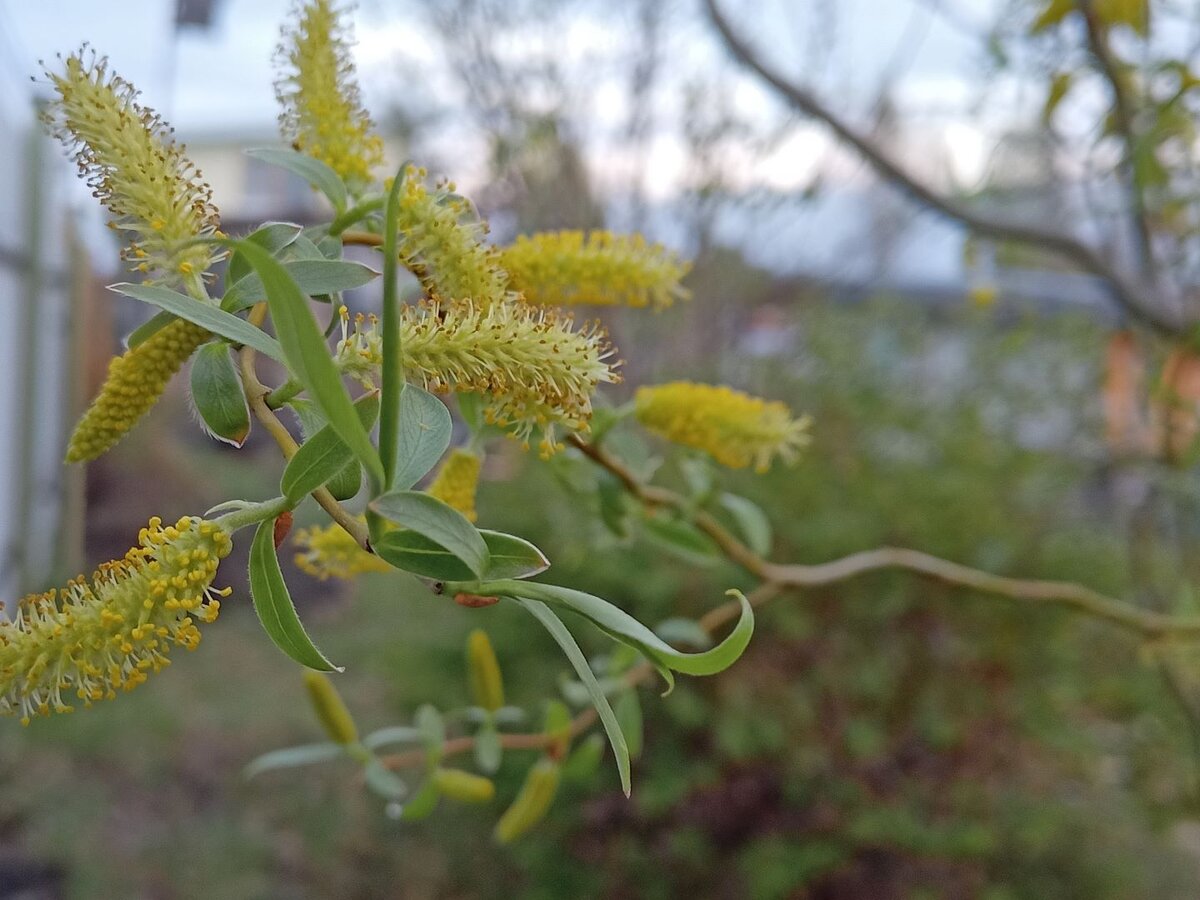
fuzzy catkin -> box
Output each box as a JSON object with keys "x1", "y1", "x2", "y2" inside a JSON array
[
  {"x1": 67, "y1": 319, "x2": 211, "y2": 463},
  {"x1": 0, "y1": 517, "x2": 231, "y2": 722}
]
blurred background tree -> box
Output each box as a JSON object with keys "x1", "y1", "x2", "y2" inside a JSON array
[{"x1": 7, "y1": 0, "x2": 1200, "y2": 897}]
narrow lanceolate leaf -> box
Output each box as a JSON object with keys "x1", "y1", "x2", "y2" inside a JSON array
[
  {"x1": 484, "y1": 581, "x2": 754, "y2": 683},
  {"x1": 641, "y1": 513, "x2": 721, "y2": 567},
  {"x1": 391, "y1": 384, "x2": 452, "y2": 490},
  {"x1": 243, "y1": 742, "x2": 343, "y2": 779},
  {"x1": 717, "y1": 493, "x2": 773, "y2": 557},
  {"x1": 372, "y1": 529, "x2": 548, "y2": 581},
  {"x1": 245, "y1": 147, "x2": 348, "y2": 211},
  {"x1": 248, "y1": 519, "x2": 341, "y2": 672},
  {"x1": 476, "y1": 531, "x2": 549, "y2": 580},
  {"x1": 374, "y1": 530, "x2": 477, "y2": 581},
  {"x1": 190, "y1": 342, "x2": 251, "y2": 446},
  {"x1": 111, "y1": 282, "x2": 285, "y2": 363},
  {"x1": 369, "y1": 491, "x2": 489, "y2": 577},
  {"x1": 363, "y1": 758, "x2": 408, "y2": 800},
  {"x1": 227, "y1": 221, "x2": 304, "y2": 286},
  {"x1": 231, "y1": 239, "x2": 384, "y2": 489},
  {"x1": 514, "y1": 597, "x2": 631, "y2": 796},
  {"x1": 615, "y1": 690, "x2": 644, "y2": 760},
  {"x1": 282, "y1": 392, "x2": 379, "y2": 503},
  {"x1": 222, "y1": 259, "x2": 379, "y2": 312}
]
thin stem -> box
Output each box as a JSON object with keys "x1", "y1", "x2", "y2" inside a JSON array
[
  {"x1": 215, "y1": 496, "x2": 291, "y2": 532},
  {"x1": 329, "y1": 197, "x2": 384, "y2": 236},
  {"x1": 265, "y1": 378, "x2": 304, "y2": 410},
  {"x1": 239, "y1": 303, "x2": 371, "y2": 550},
  {"x1": 566, "y1": 434, "x2": 1200, "y2": 640}
]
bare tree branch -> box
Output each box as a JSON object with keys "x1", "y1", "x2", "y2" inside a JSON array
[
  {"x1": 1081, "y1": 1, "x2": 1158, "y2": 282},
  {"x1": 703, "y1": 0, "x2": 1180, "y2": 337}
]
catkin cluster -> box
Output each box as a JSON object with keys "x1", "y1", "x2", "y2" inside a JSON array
[
  {"x1": 67, "y1": 319, "x2": 212, "y2": 462},
  {"x1": 0, "y1": 518, "x2": 231, "y2": 723},
  {"x1": 43, "y1": 49, "x2": 222, "y2": 281},
  {"x1": 275, "y1": 0, "x2": 383, "y2": 187},
  {"x1": 337, "y1": 301, "x2": 619, "y2": 455},
  {"x1": 502, "y1": 231, "x2": 691, "y2": 310},
  {"x1": 635, "y1": 381, "x2": 810, "y2": 472}
]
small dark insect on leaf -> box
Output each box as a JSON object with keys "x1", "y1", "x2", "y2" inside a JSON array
[{"x1": 273, "y1": 511, "x2": 294, "y2": 549}]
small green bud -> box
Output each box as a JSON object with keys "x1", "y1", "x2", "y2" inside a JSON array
[
  {"x1": 303, "y1": 671, "x2": 358, "y2": 745},
  {"x1": 494, "y1": 758, "x2": 561, "y2": 844},
  {"x1": 467, "y1": 629, "x2": 505, "y2": 712},
  {"x1": 433, "y1": 768, "x2": 495, "y2": 804}
]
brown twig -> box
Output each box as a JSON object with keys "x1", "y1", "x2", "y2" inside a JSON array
[
  {"x1": 238, "y1": 303, "x2": 371, "y2": 550},
  {"x1": 702, "y1": 0, "x2": 1178, "y2": 337}
]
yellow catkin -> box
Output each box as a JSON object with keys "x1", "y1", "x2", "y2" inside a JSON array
[
  {"x1": 275, "y1": 0, "x2": 383, "y2": 188},
  {"x1": 433, "y1": 768, "x2": 495, "y2": 803},
  {"x1": 634, "y1": 381, "x2": 811, "y2": 472},
  {"x1": 494, "y1": 758, "x2": 561, "y2": 843},
  {"x1": 466, "y1": 629, "x2": 504, "y2": 712},
  {"x1": 502, "y1": 231, "x2": 691, "y2": 310},
  {"x1": 67, "y1": 319, "x2": 211, "y2": 463},
  {"x1": 293, "y1": 517, "x2": 390, "y2": 581},
  {"x1": 427, "y1": 449, "x2": 482, "y2": 523},
  {"x1": 303, "y1": 671, "x2": 358, "y2": 744},
  {"x1": 0, "y1": 517, "x2": 232, "y2": 723},
  {"x1": 336, "y1": 300, "x2": 619, "y2": 455},
  {"x1": 43, "y1": 49, "x2": 221, "y2": 282},
  {"x1": 392, "y1": 165, "x2": 513, "y2": 306}
]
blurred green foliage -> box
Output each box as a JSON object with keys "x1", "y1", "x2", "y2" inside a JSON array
[{"x1": 6, "y1": 296, "x2": 1200, "y2": 897}]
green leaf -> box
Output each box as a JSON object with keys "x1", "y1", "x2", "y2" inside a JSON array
[
  {"x1": 399, "y1": 779, "x2": 441, "y2": 820},
  {"x1": 379, "y1": 166, "x2": 408, "y2": 489},
  {"x1": 561, "y1": 733, "x2": 605, "y2": 784},
  {"x1": 363, "y1": 726, "x2": 422, "y2": 750},
  {"x1": 653, "y1": 617, "x2": 713, "y2": 650},
  {"x1": 222, "y1": 259, "x2": 380, "y2": 312},
  {"x1": 281, "y1": 392, "x2": 380, "y2": 504},
  {"x1": 370, "y1": 491, "x2": 489, "y2": 577},
  {"x1": 477, "y1": 531, "x2": 550, "y2": 579},
  {"x1": 110, "y1": 282, "x2": 285, "y2": 364},
  {"x1": 416, "y1": 704, "x2": 446, "y2": 759},
  {"x1": 474, "y1": 723, "x2": 502, "y2": 774},
  {"x1": 243, "y1": 742, "x2": 343, "y2": 779},
  {"x1": 248, "y1": 519, "x2": 341, "y2": 672},
  {"x1": 231, "y1": 239, "x2": 384, "y2": 490},
  {"x1": 374, "y1": 529, "x2": 477, "y2": 581},
  {"x1": 363, "y1": 757, "x2": 408, "y2": 800},
  {"x1": 227, "y1": 222, "x2": 303, "y2": 286},
  {"x1": 374, "y1": 529, "x2": 547, "y2": 581},
  {"x1": 246, "y1": 148, "x2": 348, "y2": 211},
  {"x1": 126, "y1": 310, "x2": 176, "y2": 348},
  {"x1": 392, "y1": 384, "x2": 453, "y2": 490},
  {"x1": 615, "y1": 690, "x2": 643, "y2": 760},
  {"x1": 717, "y1": 493, "x2": 773, "y2": 557},
  {"x1": 190, "y1": 342, "x2": 251, "y2": 446},
  {"x1": 486, "y1": 581, "x2": 754, "y2": 681},
  {"x1": 515, "y1": 597, "x2": 631, "y2": 795},
  {"x1": 642, "y1": 513, "x2": 721, "y2": 566}
]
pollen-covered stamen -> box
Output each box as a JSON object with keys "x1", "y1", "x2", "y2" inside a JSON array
[
  {"x1": 42, "y1": 48, "x2": 222, "y2": 283},
  {"x1": 635, "y1": 381, "x2": 811, "y2": 472},
  {"x1": 335, "y1": 299, "x2": 620, "y2": 455},
  {"x1": 502, "y1": 230, "x2": 691, "y2": 310},
  {"x1": 275, "y1": 0, "x2": 383, "y2": 188},
  {"x1": 0, "y1": 517, "x2": 232, "y2": 723}
]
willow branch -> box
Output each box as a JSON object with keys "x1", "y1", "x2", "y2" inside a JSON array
[
  {"x1": 379, "y1": 583, "x2": 783, "y2": 770},
  {"x1": 340, "y1": 230, "x2": 436, "y2": 297},
  {"x1": 238, "y1": 304, "x2": 371, "y2": 550},
  {"x1": 703, "y1": 0, "x2": 1178, "y2": 337},
  {"x1": 567, "y1": 434, "x2": 1200, "y2": 640},
  {"x1": 1081, "y1": 1, "x2": 1157, "y2": 282}
]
